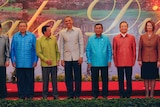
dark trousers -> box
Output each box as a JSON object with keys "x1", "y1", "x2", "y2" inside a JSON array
[
  {"x1": 42, "y1": 66, "x2": 58, "y2": 98},
  {"x1": 16, "y1": 68, "x2": 34, "y2": 99},
  {"x1": 64, "y1": 61, "x2": 81, "y2": 98},
  {"x1": 91, "y1": 66, "x2": 108, "y2": 97},
  {"x1": 0, "y1": 67, "x2": 7, "y2": 99},
  {"x1": 117, "y1": 67, "x2": 132, "y2": 97}
]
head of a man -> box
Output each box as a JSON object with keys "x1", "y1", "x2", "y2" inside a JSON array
[
  {"x1": 94, "y1": 23, "x2": 103, "y2": 37},
  {"x1": 119, "y1": 21, "x2": 128, "y2": 34},
  {"x1": 64, "y1": 16, "x2": 73, "y2": 29},
  {"x1": 18, "y1": 21, "x2": 27, "y2": 34},
  {"x1": 42, "y1": 25, "x2": 51, "y2": 37}
]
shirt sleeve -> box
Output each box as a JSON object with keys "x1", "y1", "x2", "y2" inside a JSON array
[
  {"x1": 78, "y1": 29, "x2": 84, "y2": 58},
  {"x1": 138, "y1": 35, "x2": 142, "y2": 61},
  {"x1": 59, "y1": 32, "x2": 64, "y2": 60},
  {"x1": 113, "y1": 37, "x2": 117, "y2": 66},
  {"x1": 86, "y1": 37, "x2": 91, "y2": 64},
  {"x1": 5, "y1": 35, "x2": 10, "y2": 62},
  {"x1": 107, "y1": 37, "x2": 112, "y2": 63},
  {"x1": 11, "y1": 35, "x2": 15, "y2": 63},
  {"x1": 32, "y1": 34, "x2": 38, "y2": 63},
  {"x1": 55, "y1": 39, "x2": 60, "y2": 61},
  {"x1": 36, "y1": 38, "x2": 47, "y2": 62}
]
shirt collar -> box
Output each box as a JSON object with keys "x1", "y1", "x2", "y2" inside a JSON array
[
  {"x1": 94, "y1": 34, "x2": 103, "y2": 39},
  {"x1": 18, "y1": 31, "x2": 29, "y2": 36},
  {"x1": 120, "y1": 33, "x2": 127, "y2": 37},
  {"x1": 43, "y1": 35, "x2": 52, "y2": 40},
  {"x1": 65, "y1": 26, "x2": 75, "y2": 32}
]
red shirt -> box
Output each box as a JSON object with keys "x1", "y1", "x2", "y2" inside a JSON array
[{"x1": 113, "y1": 34, "x2": 136, "y2": 67}]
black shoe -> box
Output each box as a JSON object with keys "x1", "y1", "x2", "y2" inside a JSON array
[
  {"x1": 120, "y1": 96, "x2": 125, "y2": 98},
  {"x1": 75, "y1": 96, "x2": 80, "y2": 99},
  {"x1": 67, "y1": 97, "x2": 73, "y2": 99},
  {"x1": 54, "y1": 97, "x2": 58, "y2": 100},
  {"x1": 103, "y1": 96, "x2": 108, "y2": 99}
]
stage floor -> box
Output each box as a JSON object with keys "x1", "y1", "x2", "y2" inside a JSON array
[{"x1": 6, "y1": 81, "x2": 160, "y2": 99}]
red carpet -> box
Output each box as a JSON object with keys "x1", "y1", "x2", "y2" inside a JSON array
[{"x1": 6, "y1": 81, "x2": 160, "y2": 99}]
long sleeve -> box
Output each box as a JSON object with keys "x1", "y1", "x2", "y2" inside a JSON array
[
  {"x1": 107, "y1": 38, "x2": 112, "y2": 62},
  {"x1": 78, "y1": 29, "x2": 84, "y2": 58},
  {"x1": 113, "y1": 37, "x2": 117, "y2": 66},
  {"x1": 5, "y1": 36, "x2": 10, "y2": 62},
  {"x1": 32, "y1": 35, "x2": 38, "y2": 63},
  {"x1": 59, "y1": 33, "x2": 64, "y2": 60},
  {"x1": 55, "y1": 39, "x2": 60, "y2": 61},
  {"x1": 138, "y1": 36, "x2": 142, "y2": 61},
  {"x1": 86, "y1": 38, "x2": 91, "y2": 64},
  {"x1": 36, "y1": 39, "x2": 47, "y2": 62},
  {"x1": 157, "y1": 36, "x2": 160, "y2": 61},
  {"x1": 11, "y1": 36, "x2": 15, "y2": 63},
  {"x1": 132, "y1": 36, "x2": 136, "y2": 64}
]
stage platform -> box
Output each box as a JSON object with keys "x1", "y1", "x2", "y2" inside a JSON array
[{"x1": 6, "y1": 81, "x2": 160, "y2": 99}]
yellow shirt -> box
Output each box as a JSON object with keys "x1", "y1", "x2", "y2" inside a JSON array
[{"x1": 36, "y1": 35, "x2": 60, "y2": 67}]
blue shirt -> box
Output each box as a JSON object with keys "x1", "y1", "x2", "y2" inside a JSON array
[
  {"x1": 86, "y1": 34, "x2": 112, "y2": 67},
  {"x1": 11, "y1": 31, "x2": 38, "y2": 68}
]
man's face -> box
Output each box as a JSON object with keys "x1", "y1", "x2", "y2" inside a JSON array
[
  {"x1": 18, "y1": 23, "x2": 27, "y2": 33},
  {"x1": 120, "y1": 22, "x2": 128, "y2": 34},
  {"x1": 94, "y1": 25, "x2": 103, "y2": 35},
  {"x1": 64, "y1": 17, "x2": 73, "y2": 29},
  {"x1": 44, "y1": 27, "x2": 51, "y2": 37}
]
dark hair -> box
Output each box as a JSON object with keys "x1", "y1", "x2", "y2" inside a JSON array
[
  {"x1": 145, "y1": 20, "x2": 155, "y2": 32},
  {"x1": 0, "y1": 23, "x2": 1, "y2": 28},
  {"x1": 42, "y1": 25, "x2": 50, "y2": 34},
  {"x1": 94, "y1": 23, "x2": 103, "y2": 29},
  {"x1": 65, "y1": 16, "x2": 73, "y2": 20},
  {"x1": 18, "y1": 20, "x2": 27, "y2": 26},
  {"x1": 119, "y1": 21, "x2": 128, "y2": 27}
]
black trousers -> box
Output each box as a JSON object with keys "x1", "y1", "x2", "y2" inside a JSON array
[
  {"x1": 42, "y1": 66, "x2": 58, "y2": 98},
  {"x1": 0, "y1": 67, "x2": 7, "y2": 99},
  {"x1": 16, "y1": 68, "x2": 34, "y2": 99},
  {"x1": 117, "y1": 67, "x2": 132, "y2": 97},
  {"x1": 91, "y1": 66, "x2": 108, "y2": 97},
  {"x1": 64, "y1": 61, "x2": 81, "y2": 98}
]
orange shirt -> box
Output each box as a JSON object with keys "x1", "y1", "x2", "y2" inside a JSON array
[{"x1": 113, "y1": 34, "x2": 136, "y2": 67}]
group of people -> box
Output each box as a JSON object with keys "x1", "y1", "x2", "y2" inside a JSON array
[{"x1": 0, "y1": 16, "x2": 159, "y2": 100}]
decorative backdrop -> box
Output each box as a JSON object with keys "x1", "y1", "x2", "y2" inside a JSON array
[{"x1": 0, "y1": 0, "x2": 160, "y2": 81}]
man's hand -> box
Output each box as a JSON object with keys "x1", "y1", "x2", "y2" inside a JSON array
[
  {"x1": 5, "y1": 61, "x2": 9, "y2": 67},
  {"x1": 12, "y1": 62, "x2": 16, "y2": 68},
  {"x1": 46, "y1": 60, "x2": 52, "y2": 65},
  {"x1": 78, "y1": 57, "x2": 83, "y2": 65},
  {"x1": 33, "y1": 62, "x2": 37, "y2": 67},
  {"x1": 138, "y1": 61, "x2": 142, "y2": 66},
  {"x1": 61, "y1": 60, "x2": 65, "y2": 67}
]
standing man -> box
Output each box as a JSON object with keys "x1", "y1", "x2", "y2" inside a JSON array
[
  {"x1": 86, "y1": 23, "x2": 112, "y2": 99},
  {"x1": 59, "y1": 16, "x2": 84, "y2": 99},
  {"x1": 0, "y1": 23, "x2": 10, "y2": 99},
  {"x1": 113, "y1": 21, "x2": 136, "y2": 98},
  {"x1": 36, "y1": 25, "x2": 60, "y2": 99},
  {"x1": 11, "y1": 21, "x2": 38, "y2": 99}
]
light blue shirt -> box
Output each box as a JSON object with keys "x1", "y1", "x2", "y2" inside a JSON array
[
  {"x1": 86, "y1": 34, "x2": 112, "y2": 67},
  {"x1": 11, "y1": 31, "x2": 38, "y2": 68}
]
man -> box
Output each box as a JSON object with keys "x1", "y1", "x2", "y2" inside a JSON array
[
  {"x1": 113, "y1": 21, "x2": 136, "y2": 98},
  {"x1": 0, "y1": 23, "x2": 10, "y2": 99},
  {"x1": 36, "y1": 25, "x2": 60, "y2": 99},
  {"x1": 59, "y1": 16, "x2": 84, "y2": 99},
  {"x1": 11, "y1": 21, "x2": 38, "y2": 99},
  {"x1": 86, "y1": 23, "x2": 112, "y2": 99}
]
